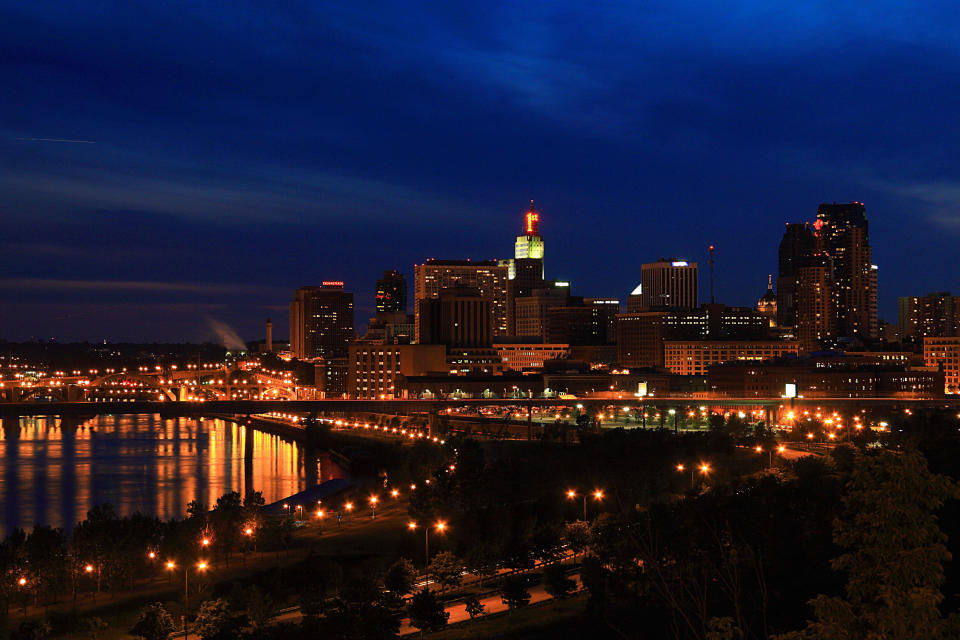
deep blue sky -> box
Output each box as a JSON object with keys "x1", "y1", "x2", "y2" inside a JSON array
[{"x1": 2, "y1": 1, "x2": 960, "y2": 343}]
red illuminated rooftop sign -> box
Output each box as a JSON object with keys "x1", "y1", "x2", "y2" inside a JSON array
[{"x1": 322, "y1": 281, "x2": 344, "y2": 288}]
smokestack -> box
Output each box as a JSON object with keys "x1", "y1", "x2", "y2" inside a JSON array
[{"x1": 266, "y1": 318, "x2": 273, "y2": 352}]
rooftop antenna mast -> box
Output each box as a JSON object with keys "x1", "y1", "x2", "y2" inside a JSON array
[{"x1": 708, "y1": 245, "x2": 716, "y2": 304}]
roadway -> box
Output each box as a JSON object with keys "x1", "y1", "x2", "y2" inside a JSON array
[{"x1": 2, "y1": 396, "x2": 958, "y2": 418}]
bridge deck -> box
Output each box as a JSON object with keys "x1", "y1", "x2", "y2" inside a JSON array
[{"x1": 1, "y1": 397, "x2": 958, "y2": 418}]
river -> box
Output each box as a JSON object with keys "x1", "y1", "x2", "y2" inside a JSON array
[{"x1": 0, "y1": 414, "x2": 342, "y2": 537}]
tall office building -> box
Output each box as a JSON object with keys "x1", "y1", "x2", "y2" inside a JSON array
[
  {"x1": 546, "y1": 297, "x2": 619, "y2": 346},
  {"x1": 289, "y1": 282, "x2": 354, "y2": 360},
  {"x1": 376, "y1": 270, "x2": 407, "y2": 313},
  {"x1": 503, "y1": 201, "x2": 546, "y2": 297},
  {"x1": 899, "y1": 292, "x2": 960, "y2": 341},
  {"x1": 414, "y1": 259, "x2": 510, "y2": 342},
  {"x1": 794, "y1": 255, "x2": 835, "y2": 353},
  {"x1": 617, "y1": 304, "x2": 771, "y2": 368},
  {"x1": 514, "y1": 285, "x2": 570, "y2": 337},
  {"x1": 815, "y1": 202, "x2": 877, "y2": 340},
  {"x1": 635, "y1": 259, "x2": 698, "y2": 310},
  {"x1": 418, "y1": 287, "x2": 492, "y2": 347},
  {"x1": 776, "y1": 223, "x2": 816, "y2": 328}
]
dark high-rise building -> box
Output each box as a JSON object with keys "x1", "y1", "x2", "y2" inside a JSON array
[
  {"x1": 376, "y1": 270, "x2": 407, "y2": 314},
  {"x1": 417, "y1": 287, "x2": 492, "y2": 347},
  {"x1": 616, "y1": 304, "x2": 771, "y2": 368},
  {"x1": 635, "y1": 259, "x2": 698, "y2": 310},
  {"x1": 515, "y1": 285, "x2": 570, "y2": 337},
  {"x1": 546, "y1": 297, "x2": 619, "y2": 346},
  {"x1": 815, "y1": 202, "x2": 877, "y2": 340},
  {"x1": 414, "y1": 259, "x2": 510, "y2": 342},
  {"x1": 794, "y1": 254, "x2": 835, "y2": 353},
  {"x1": 898, "y1": 292, "x2": 960, "y2": 341},
  {"x1": 289, "y1": 282, "x2": 354, "y2": 360},
  {"x1": 777, "y1": 223, "x2": 816, "y2": 328}
]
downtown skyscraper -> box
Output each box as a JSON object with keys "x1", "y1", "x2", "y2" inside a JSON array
[
  {"x1": 815, "y1": 202, "x2": 878, "y2": 341},
  {"x1": 776, "y1": 203, "x2": 878, "y2": 352}
]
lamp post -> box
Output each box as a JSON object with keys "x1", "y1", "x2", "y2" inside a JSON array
[
  {"x1": 369, "y1": 495, "x2": 378, "y2": 519},
  {"x1": 566, "y1": 488, "x2": 603, "y2": 520},
  {"x1": 677, "y1": 463, "x2": 711, "y2": 489},
  {"x1": 408, "y1": 521, "x2": 447, "y2": 590},
  {"x1": 17, "y1": 577, "x2": 28, "y2": 618},
  {"x1": 166, "y1": 560, "x2": 208, "y2": 640}
]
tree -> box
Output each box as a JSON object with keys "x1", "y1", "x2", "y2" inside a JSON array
[
  {"x1": 500, "y1": 575, "x2": 532, "y2": 610},
  {"x1": 407, "y1": 589, "x2": 449, "y2": 632},
  {"x1": 243, "y1": 585, "x2": 276, "y2": 630},
  {"x1": 532, "y1": 522, "x2": 564, "y2": 564},
  {"x1": 11, "y1": 619, "x2": 51, "y2": 640},
  {"x1": 315, "y1": 598, "x2": 399, "y2": 640},
  {"x1": 211, "y1": 492, "x2": 244, "y2": 567},
  {"x1": 81, "y1": 617, "x2": 108, "y2": 640},
  {"x1": 428, "y1": 551, "x2": 462, "y2": 592},
  {"x1": 776, "y1": 450, "x2": 960, "y2": 640},
  {"x1": 543, "y1": 563, "x2": 576, "y2": 599},
  {"x1": 383, "y1": 558, "x2": 416, "y2": 597},
  {"x1": 129, "y1": 603, "x2": 175, "y2": 640},
  {"x1": 464, "y1": 595, "x2": 485, "y2": 619},
  {"x1": 564, "y1": 520, "x2": 591, "y2": 565},
  {"x1": 194, "y1": 598, "x2": 247, "y2": 640},
  {"x1": 465, "y1": 542, "x2": 499, "y2": 587}
]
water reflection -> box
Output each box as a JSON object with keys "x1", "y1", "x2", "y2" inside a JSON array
[{"x1": 0, "y1": 414, "x2": 342, "y2": 536}]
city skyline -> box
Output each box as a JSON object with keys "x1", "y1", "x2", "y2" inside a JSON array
[
  {"x1": 3, "y1": 2, "x2": 960, "y2": 342},
  {"x1": 0, "y1": 197, "x2": 945, "y2": 344}
]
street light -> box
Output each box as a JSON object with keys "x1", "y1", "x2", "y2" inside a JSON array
[
  {"x1": 408, "y1": 521, "x2": 447, "y2": 590},
  {"x1": 165, "y1": 560, "x2": 208, "y2": 640},
  {"x1": 369, "y1": 495, "x2": 378, "y2": 519},
  {"x1": 677, "y1": 462, "x2": 711, "y2": 489},
  {"x1": 566, "y1": 488, "x2": 603, "y2": 520}
]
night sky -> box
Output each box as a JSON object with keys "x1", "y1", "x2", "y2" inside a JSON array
[{"x1": 2, "y1": 1, "x2": 960, "y2": 343}]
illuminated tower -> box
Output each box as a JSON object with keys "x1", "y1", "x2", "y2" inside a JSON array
[
  {"x1": 514, "y1": 200, "x2": 545, "y2": 262},
  {"x1": 507, "y1": 201, "x2": 546, "y2": 298}
]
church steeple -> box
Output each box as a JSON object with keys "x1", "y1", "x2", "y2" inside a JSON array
[{"x1": 757, "y1": 274, "x2": 777, "y2": 327}]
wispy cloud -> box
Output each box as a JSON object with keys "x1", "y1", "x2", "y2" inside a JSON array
[
  {"x1": 15, "y1": 137, "x2": 95, "y2": 143},
  {"x1": 888, "y1": 182, "x2": 960, "y2": 231},
  {"x1": 0, "y1": 278, "x2": 283, "y2": 296}
]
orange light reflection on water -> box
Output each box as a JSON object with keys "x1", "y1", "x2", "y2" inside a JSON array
[{"x1": 0, "y1": 414, "x2": 342, "y2": 536}]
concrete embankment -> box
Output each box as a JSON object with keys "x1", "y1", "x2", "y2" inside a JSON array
[{"x1": 263, "y1": 478, "x2": 357, "y2": 516}]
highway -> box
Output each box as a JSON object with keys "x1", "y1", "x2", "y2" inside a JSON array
[{"x1": 2, "y1": 396, "x2": 959, "y2": 418}]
